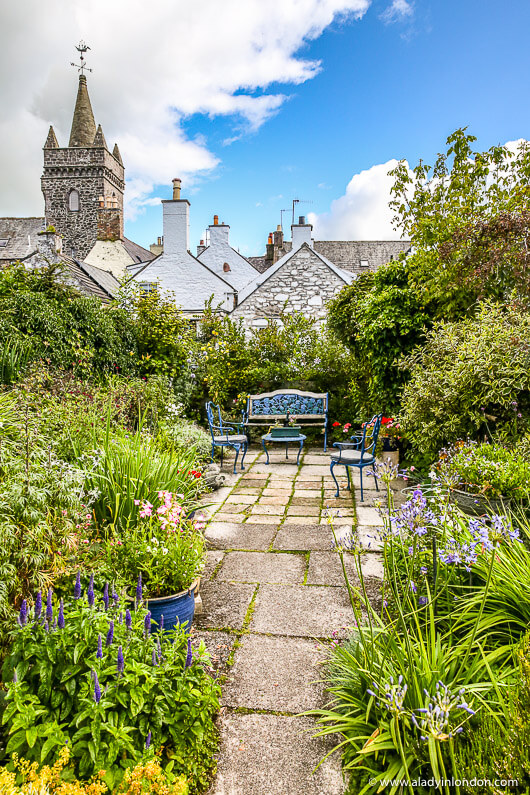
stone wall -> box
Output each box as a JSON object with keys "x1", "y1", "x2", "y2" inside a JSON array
[
  {"x1": 232, "y1": 246, "x2": 348, "y2": 326},
  {"x1": 41, "y1": 146, "x2": 124, "y2": 260}
]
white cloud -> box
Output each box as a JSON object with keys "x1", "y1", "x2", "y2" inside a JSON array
[
  {"x1": 0, "y1": 0, "x2": 370, "y2": 219},
  {"x1": 380, "y1": 0, "x2": 413, "y2": 23},
  {"x1": 309, "y1": 159, "x2": 412, "y2": 240}
]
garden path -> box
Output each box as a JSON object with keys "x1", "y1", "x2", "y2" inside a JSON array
[{"x1": 193, "y1": 446, "x2": 387, "y2": 795}]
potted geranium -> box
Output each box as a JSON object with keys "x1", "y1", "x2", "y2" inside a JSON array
[{"x1": 103, "y1": 490, "x2": 206, "y2": 632}]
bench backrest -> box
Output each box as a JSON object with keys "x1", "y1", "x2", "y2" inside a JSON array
[{"x1": 247, "y1": 389, "x2": 328, "y2": 419}]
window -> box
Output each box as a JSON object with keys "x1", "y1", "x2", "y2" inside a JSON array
[
  {"x1": 223, "y1": 262, "x2": 231, "y2": 272},
  {"x1": 359, "y1": 259, "x2": 369, "y2": 267},
  {"x1": 0, "y1": 239, "x2": 8, "y2": 248},
  {"x1": 139, "y1": 282, "x2": 157, "y2": 293},
  {"x1": 68, "y1": 190, "x2": 80, "y2": 212}
]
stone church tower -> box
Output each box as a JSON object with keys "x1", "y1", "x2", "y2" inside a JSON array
[{"x1": 41, "y1": 74, "x2": 125, "y2": 259}]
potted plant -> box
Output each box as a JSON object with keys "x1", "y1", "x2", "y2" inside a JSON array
[
  {"x1": 103, "y1": 490, "x2": 206, "y2": 631},
  {"x1": 435, "y1": 441, "x2": 530, "y2": 515},
  {"x1": 270, "y1": 412, "x2": 301, "y2": 438}
]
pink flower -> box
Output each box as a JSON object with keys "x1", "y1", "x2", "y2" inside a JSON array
[{"x1": 134, "y1": 500, "x2": 140, "y2": 506}]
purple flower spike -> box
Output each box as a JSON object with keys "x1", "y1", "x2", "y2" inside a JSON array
[
  {"x1": 93, "y1": 671, "x2": 101, "y2": 703},
  {"x1": 160, "y1": 615, "x2": 164, "y2": 632},
  {"x1": 117, "y1": 645, "x2": 124, "y2": 674},
  {"x1": 103, "y1": 582, "x2": 109, "y2": 610},
  {"x1": 185, "y1": 638, "x2": 193, "y2": 669},
  {"x1": 74, "y1": 571, "x2": 82, "y2": 599},
  {"x1": 144, "y1": 611, "x2": 151, "y2": 637},
  {"x1": 58, "y1": 599, "x2": 65, "y2": 629},
  {"x1": 136, "y1": 573, "x2": 143, "y2": 604},
  {"x1": 34, "y1": 591, "x2": 42, "y2": 621},
  {"x1": 112, "y1": 587, "x2": 119, "y2": 605},
  {"x1": 152, "y1": 649, "x2": 158, "y2": 666},
  {"x1": 46, "y1": 589, "x2": 53, "y2": 623},
  {"x1": 106, "y1": 621, "x2": 114, "y2": 646},
  {"x1": 87, "y1": 574, "x2": 95, "y2": 607},
  {"x1": 97, "y1": 634, "x2": 103, "y2": 658},
  {"x1": 18, "y1": 600, "x2": 28, "y2": 626},
  {"x1": 145, "y1": 731, "x2": 152, "y2": 750},
  {"x1": 125, "y1": 609, "x2": 132, "y2": 630}
]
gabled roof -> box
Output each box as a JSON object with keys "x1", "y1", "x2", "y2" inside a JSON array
[
  {"x1": 236, "y1": 242, "x2": 354, "y2": 305},
  {"x1": 61, "y1": 257, "x2": 120, "y2": 302},
  {"x1": 122, "y1": 237, "x2": 155, "y2": 264},
  {"x1": 0, "y1": 217, "x2": 46, "y2": 261}
]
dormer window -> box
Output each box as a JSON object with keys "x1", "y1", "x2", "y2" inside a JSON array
[{"x1": 68, "y1": 190, "x2": 80, "y2": 212}]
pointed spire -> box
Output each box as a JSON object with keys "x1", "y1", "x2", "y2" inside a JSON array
[
  {"x1": 44, "y1": 125, "x2": 59, "y2": 149},
  {"x1": 93, "y1": 123, "x2": 107, "y2": 149},
  {"x1": 69, "y1": 74, "x2": 97, "y2": 147},
  {"x1": 112, "y1": 143, "x2": 123, "y2": 165}
]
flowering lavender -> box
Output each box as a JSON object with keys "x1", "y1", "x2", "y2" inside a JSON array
[
  {"x1": 58, "y1": 599, "x2": 65, "y2": 630},
  {"x1": 185, "y1": 638, "x2": 193, "y2": 669},
  {"x1": 367, "y1": 675, "x2": 408, "y2": 716},
  {"x1": 125, "y1": 609, "x2": 132, "y2": 630},
  {"x1": 18, "y1": 600, "x2": 28, "y2": 626},
  {"x1": 97, "y1": 634, "x2": 103, "y2": 658},
  {"x1": 144, "y1": 611, "x2": 151, "y2": 637},
  {"x1": 106, "y1": 621, "x2": 114, "y2": 646},
  {"x1": 136, "y1": 573, "x2": 143, "y2": 603},
  {"x1": 103, "y1": 582, "x2": 109, "y2": 610},
  {"x1": 87, "y1": 574, "x2": 95, "y2": 607},
  {"x1": 152, "y1": 649, "x2": 158, "y2": 666},
  {"x1": 112, "y1": 586, "x2": 119, "y2": 605},
  {"x1": 93, "y1": 671, "x2": 101, "y2": 703},
  {"x1": 117, "y1": 645, "x2": 124, "y2": 674},
  {"x1": 46, "y1": 589, "x2": 53, "y2": 623},
  {"x1": 34, "y1": 591, "x2": 42, "y2": 621},
  {"x1": 74, "y1": 571, "x2": 82, "y2": 599},
  {"x1": 145, "y1": 731, "x2": 152, "y2": 750},
  {"x1": 413, "y1": 681, "x2": 475, "y2": 741}
]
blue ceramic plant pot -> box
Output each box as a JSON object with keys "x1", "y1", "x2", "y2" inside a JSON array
[{"x1": 146, "y1": 580, "x2": 198, "y2": 634}]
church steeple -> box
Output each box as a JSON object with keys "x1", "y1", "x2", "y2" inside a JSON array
[{"x1": 69, "y1": 74, "x2": 97, "y2": 147}]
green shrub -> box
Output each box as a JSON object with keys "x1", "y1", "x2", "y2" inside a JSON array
[
  {"x1": 156, "y1": 418, "x2": 212, "y2": 462},
  {"x1": 399, "y1": 303, "x2": 530, "y2": 461},
  {"x1": 2, "y1": 582, "x2": 220, "y2": 791}
]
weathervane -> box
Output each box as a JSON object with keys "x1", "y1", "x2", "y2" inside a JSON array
[{"x1": 71, "y1": 41, "x2": 92, "y2": 75}]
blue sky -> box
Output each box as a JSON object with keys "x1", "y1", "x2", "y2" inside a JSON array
[
  {"x1": 1, "y1": 0, "x2": 529, "y2": 256},
  {"x1": 124, "y1": 0, "x2": 530, "y2": 254}
]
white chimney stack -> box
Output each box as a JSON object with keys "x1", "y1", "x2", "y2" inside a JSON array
[
  {"x1": 291, "y1": 215, "x2": 313, "y2": 250},
  {"x1": 162, "y1": 178, "x2": 190, "y2": 254}
]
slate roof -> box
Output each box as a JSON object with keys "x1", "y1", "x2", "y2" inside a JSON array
[
  {"x1": 249, "y1": 239, "x2": 411, "y2": 274},
  {"x1": 122, "y1": 237, "x2": 156, "y2": 264},
  {"x1": 0, "y1": 217, "x2": 46, "y2": 261}
]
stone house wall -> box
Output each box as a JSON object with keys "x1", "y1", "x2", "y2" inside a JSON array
[{"x1": 232, "y1": 247, "x2": 348, "y2": 326}]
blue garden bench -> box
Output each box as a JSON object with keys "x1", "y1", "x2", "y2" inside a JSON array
[
  {"x1": 329, "y1": 414, "x2": 383, "y2": 501},
  {"x1": 246, "y1": 389, "x2": 329, "y2": 451}
]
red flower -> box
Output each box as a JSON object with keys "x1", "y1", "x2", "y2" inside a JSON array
[
  {"x1": 332, "y1": 421, "x2": 341, "y2": 427},
  {"x1": 382, "y1": 417, "x2": 393, "y2": 425}
]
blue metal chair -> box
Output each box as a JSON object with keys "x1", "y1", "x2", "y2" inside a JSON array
[
  {"x1": 205, "y1": 401, "x2": 248, "y2": 475},
  {"x1": 329, "y1": 414, "x2": 383, "y2": 501}
]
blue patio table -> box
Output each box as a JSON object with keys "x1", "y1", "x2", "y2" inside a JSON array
[{"x1": 261, "y1": 433, "x2": 306, "y2": 466}]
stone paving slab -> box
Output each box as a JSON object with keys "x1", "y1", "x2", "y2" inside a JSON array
[
  {"x1": 223, "y1": 635, "x2": 326, "y2": 712},
  {"x1": 252, "y1": 463, "x2": 299, "y2": 475},
  {"x1": 240, "y1": 473, "x2": 269, "y2": 481},
  {"x1": 290, "y1": 496, "x2": 322, "y2": 507},
  {"x1": 274, "y1": 524, "x2": 333, "y2": 551},
  {"x1": 356, "y1": 526, "x2": 384, "y2": 551},
  {"x1": 205, "y1": 521, "x2": 276, "y2": 550},
  {"x1": 203, "y1": 550, "x2": 225, "y2": 580},
  {"x1": 355, "y1": 506, "x2": 382, "y2": 525},
  {"x1": 196, "y1": 581, "x2": 256, "y2": 630},
  {"x1": 232, "y1": 486, "x2": 263, "y2": 495},
  {"x1": 245, "y1": 515, "x2": 279, "y2": 525},
  {"x1": 306, "y1": 552, "x2": 384, "y2": 587},
  {"x1": 210, "y1": 714, "x2": 345, "y2": 795},
  {"x1": 261, "y1": 488, "x2": 293, "y2": 497},
  {"x1": 258, "y1": 495, "x2": 289, "y2": 505},
  {"x1": 284, "y1": 515, "x2": 319, "y2": 525},
  {"x1": 287, "y1": 505, "x2": 320, "y2": 516},
  {"x1": 216, "y1": 503, "x2": 248, "y2": 514},
  {"x1": 217, "y1": 552, "x2": 306, "y2": 584},
  {"x1": 226, "y1": 494, "x2": 256, "y2": 505},
  {"x1": 293, "y1": 489, "x2": 321, "y2": 498},
  {"x1": 251, "y1": 583, "x2": 352, "y2": 638},
  {"x1": 215, "y1": 513, "x2": 246, "y2": 523},
  {"x1": 191, "y1": 630, "x2": 236, "y2": 678},
  {"x1": 250, "y1": 504, "x2": 285, "y2": 516}
]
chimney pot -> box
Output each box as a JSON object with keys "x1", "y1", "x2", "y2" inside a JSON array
[
  {"x1": 213, "y1": 215, "x2": 219, "y2": 225},
  {"x1": 298, "y1": 215, "x2": 305, "y2": 225},
  {"x1": 277, "y1": 224, "x2": 282, "y2": 231},
  {"x1": 200, "y1": 239, "x2": 204, "y2": 245},
  {"x1": 268, "y1": 233, "x2": 273, "y2": 244},
  {"x1": 172, "y1": 178, "x2": 182, "y2": 200}
]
